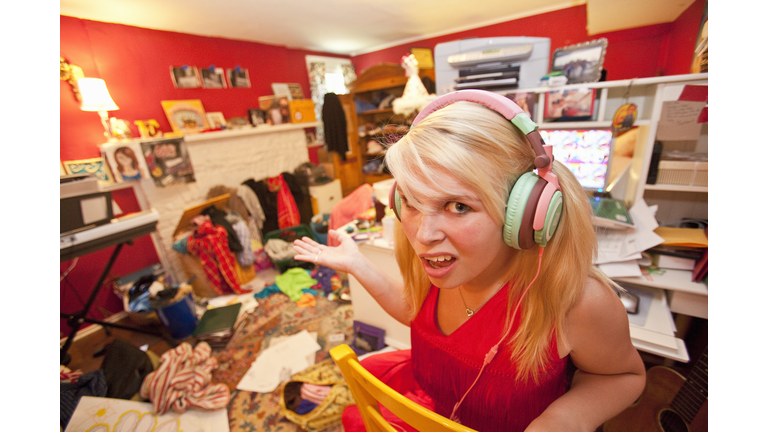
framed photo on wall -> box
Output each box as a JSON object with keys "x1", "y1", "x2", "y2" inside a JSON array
[
  {"x1": 170, "y1": 66, "x2": 201, "y2": 88},
  {"x1": 227, "y1": 68, "x2": 251, "y2": 88},
  {"x1": 201, "y1": 67, "x2": 227, "y2": 89},
  {"x1": 161, "y1": 99, "x2": 210, "y2": 134},
  {"x1": 550, "y1": 39, "x2": 607, "y2": 84}
]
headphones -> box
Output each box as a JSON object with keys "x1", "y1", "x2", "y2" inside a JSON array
[{"x1": 388, "y1": 89, "x2": 563, "y2": 249}]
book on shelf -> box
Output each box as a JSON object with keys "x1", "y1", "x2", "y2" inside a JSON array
[{"x1": 649, "y1": 253, "x2": 696, "y2": 271}]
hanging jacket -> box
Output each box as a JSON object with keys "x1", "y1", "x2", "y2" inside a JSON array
[{"x1": 322, "y1": 93, "x2": 348, "y2": 160}]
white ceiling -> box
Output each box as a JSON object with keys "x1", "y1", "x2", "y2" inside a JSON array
[{"x1": 60, "y1": 0, "x2": 695, "y2": 56}]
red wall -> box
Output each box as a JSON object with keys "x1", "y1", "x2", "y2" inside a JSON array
[
  {"x1": 60, "y1": 16, "x2": 349, "y2": 337},
  {"x1": 61, "y1": 16, "x2": 349, "y2": 161},
  {"x1": 350, "y1": 2, "x2": 706, "y2": 80}
]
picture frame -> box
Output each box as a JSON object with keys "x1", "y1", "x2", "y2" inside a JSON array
[
  {"x1": 170, "y1": 66, "x2": 201, "y2": 88},
  {"x1": 409, "y1": 47, "x2": 434, "y2": 69},
  {"x1": 351, "y1": 321, "x2": 386, "y2": 355},
  {"x1": 201, "y1": 67, "x2": 227, "y2": 89},
  {"x1": 206, "y1": 112, "x2": 227, "y2": 129},
  {"x1": 505, "y1": 92, "x2": 537, "y2": 118},
  {"x1": 101, "y1": 141, "x2": 150, "y2": 183},
  {"x1": 247, "y1": 108, "x2": 266, "y2": 126},
  {"x1": 226, "y1": 116, "x2": 250, "y2": 129},
  {"x1": 550, "y1": 38, "x2": 607, "y2": 84},
  {"x1": 544, "y1": 88, "x2": 596, "y2": 120},
  {"x1": 63, "y1": 157, "x2": 114, "y2": 186},
  {"x1": 305, "y1": 132, "x2": 316, "y2": 145},
  {"x1": 139, "y1": 138, "x2": 196, "y2": 188},
  {"x1": 161, "y1": 99, "x2": 210, "y2": 134},
  {"x1": 227, "y1": 68, "x2": 251, "y2": 88}
]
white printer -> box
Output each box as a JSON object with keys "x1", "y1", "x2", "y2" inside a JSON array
[{"x1": 434, "y1": 37, "x2": 551, "y2": 95}]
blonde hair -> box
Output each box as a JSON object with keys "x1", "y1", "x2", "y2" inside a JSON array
[{"x1": 385, "y1": 101, "x2": 616, "y2": 382}]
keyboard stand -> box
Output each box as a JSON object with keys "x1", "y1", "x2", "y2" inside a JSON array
[{"x1": 60, "y1": 210, "x2": 170, "y2": 365}]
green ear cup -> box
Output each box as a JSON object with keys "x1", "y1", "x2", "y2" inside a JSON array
[
  {"x1": 394, "y1": 188, "x2": 402, "y2": 220},
  {"x1": 533, "y1": 191, "x2": 562, "y2": 247},
  {"x1": 502, "y1": 172, "x2": 540, "y2": 249}
]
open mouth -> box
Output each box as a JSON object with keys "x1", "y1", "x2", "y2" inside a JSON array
[{"x1": 424, "y1": 254, "x2": 456, "y2": 269}]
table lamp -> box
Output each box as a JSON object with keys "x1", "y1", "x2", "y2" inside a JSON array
[{"x1": 78, "y1": 78, "x2": 119, "y2": 141}]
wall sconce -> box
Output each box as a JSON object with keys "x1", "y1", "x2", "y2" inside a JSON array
[
  {"x1": 60, "y1": 56, "x2": 85, "y2": 101},
  {"x1": 78, "y1": 78, "x2": 120, "y2": 142}
]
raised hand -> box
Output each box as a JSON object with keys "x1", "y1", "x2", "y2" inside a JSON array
[{"x1": 293, "y1": 229, "x2": 363, "y2": 275}]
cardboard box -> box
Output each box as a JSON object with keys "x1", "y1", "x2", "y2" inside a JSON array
[
  {"x1": 173, "y1": 194, "x2": 256, "y2": 298},
  {"x1": 289, "y1": 99, "x2": 316, "y2": 123}
]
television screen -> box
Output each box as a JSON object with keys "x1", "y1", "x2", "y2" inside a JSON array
[{"x1": 539, "y1": 129, "x2": 613, "y2": 192}]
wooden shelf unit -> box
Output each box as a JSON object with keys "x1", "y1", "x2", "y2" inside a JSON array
[{"x1": 335, "y1": 63, "x2": 435, "y2": 195}]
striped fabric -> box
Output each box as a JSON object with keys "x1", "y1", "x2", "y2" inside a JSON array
[{"x1": 140, "y1": 342, "x2": 230, "y2": 414}]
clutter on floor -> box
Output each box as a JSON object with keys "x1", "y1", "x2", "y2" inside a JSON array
[{"x1": 63, "y1": 396, "x2": 229, "y2": 432}]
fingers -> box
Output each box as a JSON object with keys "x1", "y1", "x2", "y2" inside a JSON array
[{"x1": 293, "y1": 236, "x2": 323, "y2": 263}]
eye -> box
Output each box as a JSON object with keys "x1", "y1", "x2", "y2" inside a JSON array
[
  {"x1": 446, "y1": 201, "x2": 471, "y2": 214},
  {"x1": 400, "y1": 195, "x2": 413, "y2": 209}
]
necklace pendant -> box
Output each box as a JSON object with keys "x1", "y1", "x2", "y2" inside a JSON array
[{"x1": 466, "y1": 309, "x2": 474, "y2": 317}]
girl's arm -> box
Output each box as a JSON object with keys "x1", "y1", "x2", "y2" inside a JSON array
[
  {"x1": 527, "y1": 278, "x2": 646, "y2": 432},
  {"x1": 294, "y1": 229, "x2": 412, "y2": 325}
]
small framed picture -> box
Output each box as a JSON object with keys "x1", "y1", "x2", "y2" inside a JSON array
[
  {"x1": 306, "y1": 132, "x2": 316, "y2": 145},
  {"x1": 550, "y1": 39, "x2": 608, "y2": 84},
  {"x1": 410, "y1": 47, "x2": 434, "y2": 69},
  {"x1": 226, "y1": 116, "x2": 250, "y2": 129},
  {"x1": 63, "y1": 157, "x2": 114, "y2": 186},
  {"x1": 505, "y1": 92, "x2": 537, "y2": 118},
  {"x1": 161, "y1": 99, "x2": 209, "y2": 134},
  {"x1": 201, "y1": 67, "x2": 227, "y2": 89},
  {"x1": 544, "y1": 88, "x2": 596, "y2": 120},
  {"x1": 206, "y1": 112, "x2": 227, "y2": 129},
  {"x1": 101, "y1": 142, "x2": 149, "y2": 183},
  {"x1": 227, "y1": 68, "x2": 251, "y2": 88},
  {"x1": 170, "y1": 66, "x2": 201, "y2": 88},
  {"x1": 248, "y1": 108, "x2": 266, "y2": 126}
]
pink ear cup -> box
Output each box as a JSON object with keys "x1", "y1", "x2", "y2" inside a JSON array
[{"x1": 388, "y1": 180, "x2": 400, "y2": 221}]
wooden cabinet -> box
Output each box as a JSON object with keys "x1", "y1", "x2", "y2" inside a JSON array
[{"x1": 335, "y1": 63, "x2": 435, "y2": 195}]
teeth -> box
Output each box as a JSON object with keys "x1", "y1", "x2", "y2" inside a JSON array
[{"x1": 426, "y1": 255, "x2": 452, "y2": 262}]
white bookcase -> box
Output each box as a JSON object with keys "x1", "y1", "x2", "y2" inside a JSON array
[{"x1": 500, "y1": 74, "x2": 709, "y2": 362}]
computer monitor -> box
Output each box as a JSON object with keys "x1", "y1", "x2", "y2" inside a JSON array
[{"x1": 539, "y1": 129, "x2": 613, "y2": 193}]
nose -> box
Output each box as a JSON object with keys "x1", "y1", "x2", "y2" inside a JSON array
[{"x1": 414, "y1": 212, "x2": 446, "y2": 245}]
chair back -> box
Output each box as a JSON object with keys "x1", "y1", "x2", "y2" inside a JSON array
[{"x1": 329, "y1": 344, "x2": 476, "y2": 432}]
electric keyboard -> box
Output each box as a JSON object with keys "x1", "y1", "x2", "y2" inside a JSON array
[{"x1": 60, "y1": 209, "x2": 160, "y2": 261}]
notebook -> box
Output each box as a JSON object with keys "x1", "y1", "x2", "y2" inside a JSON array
[
  {"x1": 192, "y1": 303, "x2": 242, "y2": 338},
  {"x1": 590, "y1": 196, "x2": 634, "y2": 229}
]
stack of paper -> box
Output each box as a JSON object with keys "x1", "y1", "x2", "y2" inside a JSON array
[
  {"x1": 595, "y1": 199, "x2": 664, "y2": 278},
  {"x1": 236, "y1": 330, "x2": 322, "y2": 393}
]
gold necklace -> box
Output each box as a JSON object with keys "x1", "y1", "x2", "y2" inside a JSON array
[
  {"x1": 457, "y1": 281, "x2": 507, "y2": 317},
  {"x1": 458, "y1": 287, "x2": 476, "y2": 317}
]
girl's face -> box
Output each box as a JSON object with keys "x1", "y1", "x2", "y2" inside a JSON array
[
  {"x1": 399, "y1": 170, "x2": 514, "y2": 292},
  {"x1": 116, "y1": 152, "x2": 132, "y2": 167}
]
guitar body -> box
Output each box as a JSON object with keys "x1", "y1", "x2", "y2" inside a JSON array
[{"x1": 602, "y1": 366, "x2": 707, "y2": 432}]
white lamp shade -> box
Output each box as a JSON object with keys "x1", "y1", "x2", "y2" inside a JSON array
[{"x1": 78, "y1": 78, "x2": 119, "y2": 112}]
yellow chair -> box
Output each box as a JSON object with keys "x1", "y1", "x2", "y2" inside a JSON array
[{"x1": 330, "y1": 344, "x2": 477, "y2": 432}]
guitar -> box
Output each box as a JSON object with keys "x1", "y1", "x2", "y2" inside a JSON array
[{"x1": 603, "y1": 347, "x2": 708, "y2": 432}]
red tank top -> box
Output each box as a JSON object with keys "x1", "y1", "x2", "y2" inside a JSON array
[{"x1": 411, "y1": 283, "x2": 567, "y2": 431}]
